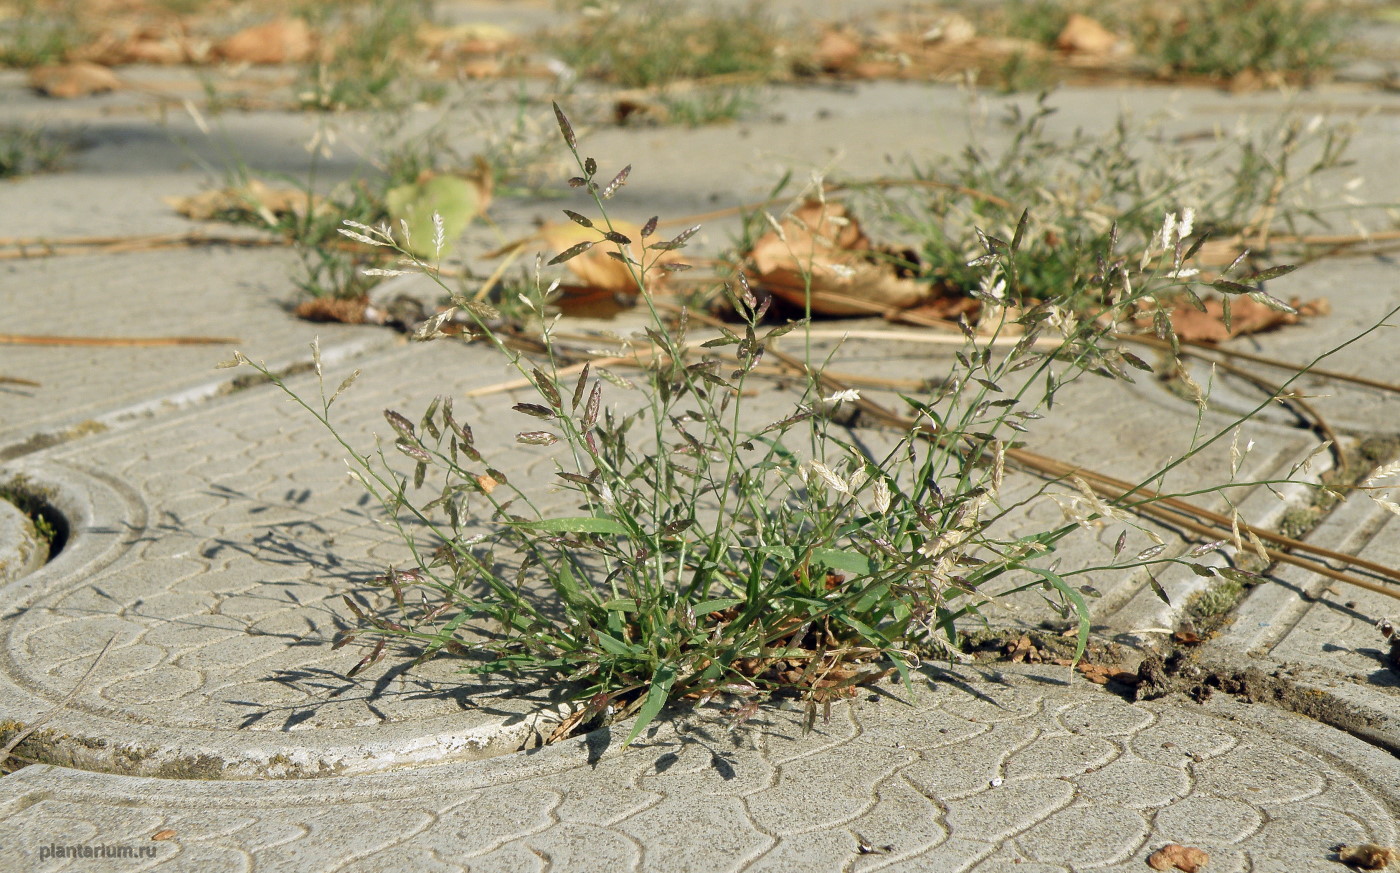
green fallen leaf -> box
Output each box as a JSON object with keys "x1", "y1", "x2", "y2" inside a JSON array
[{"x1": 385, "y1": 173, "x2": 483, "y2": 257}]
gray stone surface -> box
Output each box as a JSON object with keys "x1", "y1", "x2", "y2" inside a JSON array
[
  {"x1": 0, "y1": 325, "x2": 1321, "y2": 778},
  {"x1": 3, "y1": 5, "x2": 1400, "y2": 867},
  {"x1": 0, "y1": 665, "x2": 1394, "y2": 872}
]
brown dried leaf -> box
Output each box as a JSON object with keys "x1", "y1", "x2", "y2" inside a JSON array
[
  {"x1": 28, "y1": 62, "x2": 122, "y2": 98},
  {"x1": 1166, "y1": 295, "x2": 1328, "y2": 343},
  {"x1": 1147, "y1": 843, "x2": 1210, "y2": 872},
  {"x1": 814, "y1": 28, "x2": 863, "y2": 73},
  {"x1": 1055, "y1": 14, "x2": 1127, "y2": 56},
  {"x1": 539, "y1": 220, "x2": 678, "y2": 301},
  {"x1": 747, "y1": 200, "x2": 927, "y2": 316},
  {"x1": 75, "y1": 22, "x2": 205, "y2": 66},
  {"x1": 921, "y1": 13, "x2": 977, "y2": 46},
  {"x1": 1076, "y1": 661, "x2": 1139, "y2": 686},
  {"x1": 166, "y1": 179, "x2": 326, "y2": 224},
  {"x1": 417, "y1": 22, "x2": 518, "y2": 58},
  {"x1": 214, "y1": 17, "x2": 314, "y2": 65},
  {"x1": 294, "y1": 296, "x2": 370, "y2": 325},
  {"x1": 1339, "y1": 844, "x2": 1399, "y2": 871}
]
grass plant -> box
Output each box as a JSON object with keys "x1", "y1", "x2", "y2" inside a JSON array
[
  {"x1": 0, "y1": 0, "x2": 86, "y2": 67},
  {"x1": 0, "y1": 124, "x2": 71, "y2": 178},
  {"x1": 227, "y1": 101, "x2": 1338, "y2": 744},
  {"x1": 854, "y1": 94, "x2": 1354, "y2": 316},
  {"x1": 985, "y1": 0, "x2": 1346, "y2": 83},
  {"x1": 296, "y1": 0, "x2": 441, "y2": 111},
  {"x1": 550, "y1": 0, "x2": 783, "y2": 88}
]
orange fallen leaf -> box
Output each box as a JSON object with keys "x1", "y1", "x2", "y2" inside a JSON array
[
  {"x1": 28, "y1": 62, "x2": 122, "y2": 98},
  {"x1": 1147, "y1": 843, "x2": 1210, "y2": 872},
  {"x1": 747, "y1": 200, "x2": 927, "y2": 316},
  {"x1": 215, "y1": 17, "x2": 314, "y2": 65}
]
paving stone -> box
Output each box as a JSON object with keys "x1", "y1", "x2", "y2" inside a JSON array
[{"x1": 0, "y1": 665, "x2": 1393, "y2": 871}]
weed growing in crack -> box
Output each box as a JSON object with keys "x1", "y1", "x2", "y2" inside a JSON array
[
  {"x1": 0, "y1": 0, "x2": 87, "y2": 67},
  {"x1": 549, "y1": 0, "x2": 783, "y2": 88},
  {"x1": 1132, "y1": 0, "x2": 1345, "y2": 83},
  {"x1": 0, "y1": 124, "x2": 72, "y2": 178},
  {"x1": 295, "y1": 1, "x2": 442, "y2": 111},
  {"x1": 187, "y1": 108, "x2": 514, "y2": 301},
  {"x1": 229, "y1": 102, "x2": 1341, "y2": 745},
  {"x1": 974, "y1": 0, "x2": 1346, "y2": 83}
]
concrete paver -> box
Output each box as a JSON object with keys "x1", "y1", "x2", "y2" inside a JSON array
[{"x1": 1, "y1": 664, "x2": 1395, "y2": 872}]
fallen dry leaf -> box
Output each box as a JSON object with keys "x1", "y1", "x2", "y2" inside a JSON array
[
  {"x1": 747, "y1": 200, "x2": 927, "y2": 316},
  {"x1": 294, "y1": 296, "x2": 370, "y2": 325},
  {"x1": 539, "y1": 219, "x2": 679, "y2": 305},
  {"x1": 1167, "y1": 295, "x2": 1329, "y2": 343},
  {"x1": 417, "y1": 22, "x2": 518, "y2": 59},
  {"x1": 814, "y1": 28, "x2": 863, "y2": 73},
  {"x1": 166, "y1": 180, "x2": 326, "y2": 225},
  {"x1": 75, "y1": 22, "x2": 206, "y2": 65},
  {"x1": 28, "y1": 62, "x2": 122, "y2": 98},
  {"x1": 922, "y1": 14, "x2": 976, "y2": 46},
  {"x1": 1338, "y1": 843, "x2": 1399, "y2": 871},
  {"x1": 1147, "y1": 843, "x2": 1210, "y2": 872},
  {"x1": 215, "y1": 17, "x2": 314, "y2": 65},
  {"x1": 1076, "y1": 661, "x2": 1140, "y2": 686},
  {"x1": 1055, "y1": 14, "x2": 1126, "y2": 56}
]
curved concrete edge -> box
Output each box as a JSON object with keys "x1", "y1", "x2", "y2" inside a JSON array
[
  {"x1": 0, "y1": 459, "x2": 586, "y2": 779},
  {"x1": 1199, "y1": 688, "x2": 1400, "y2": 800},
  {"x1": 0, "y1": 495, "x2": 46, "y2": 585},
  {"x1": 0, "y1": 459, "x2": 146, "y2": 600},
  {"x1": 0, "y1": 698, "x2": 573, "y2": 780},
  {"x1": 0, "y1": 663, "x2": 1394, "y2": 873},
  {"x1": 0, "y1": 706, "x2": 622, "y2": 803}
]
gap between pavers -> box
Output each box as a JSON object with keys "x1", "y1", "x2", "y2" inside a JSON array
[{"x1": 1202, "y1": 484, "x2": 1400, "y2": 752}]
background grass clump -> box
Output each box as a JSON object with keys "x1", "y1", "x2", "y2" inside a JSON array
[
  {"x1": 549, "y1": 0, "x2": 784, "y2": 88},
  {"x1": 838, "y1": 95, "x2": 1354, "y2": 319},
  {"x1": 979, "y1": 0, "x2": 1346, "y2": 83}
]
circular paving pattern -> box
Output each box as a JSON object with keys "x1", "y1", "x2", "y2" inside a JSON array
[{"x1": 0, "y1": 665, "x2": 1394, "y2": 872}]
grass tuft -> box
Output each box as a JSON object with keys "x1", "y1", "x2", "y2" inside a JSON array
[{"x1": 229, "y1": 99, "x2": 1349, "y2": 744}]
